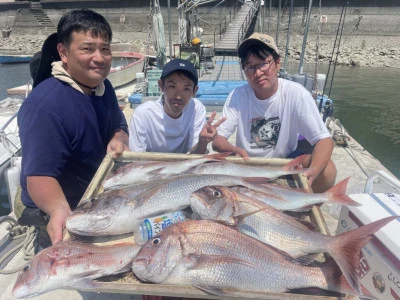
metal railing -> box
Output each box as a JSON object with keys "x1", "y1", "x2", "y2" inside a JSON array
[
  {"x1": 237, "y1": 1, "x2": 261, "y2": 47},
  {"x1": 213, "y1": 0, "x2": 243, "y2": 47}
]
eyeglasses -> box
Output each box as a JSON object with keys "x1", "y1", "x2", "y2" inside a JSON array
[{"x1": 244, "y1": 59, "x2": 275, "y2": 75}]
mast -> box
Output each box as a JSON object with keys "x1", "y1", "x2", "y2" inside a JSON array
[{"x1": 298, "y1": 0, "x2": 313, "y2": 74}]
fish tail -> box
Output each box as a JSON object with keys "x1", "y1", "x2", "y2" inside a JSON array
[
  {"x1": 325, "y1": 177, "x2": 360, "y2": 206},
  {"x1": 320, "y1": 258, "x2": 375, "y2": 298},
  {"x1": 328, "y1": 216, "x2": 398, "y2": 293}
]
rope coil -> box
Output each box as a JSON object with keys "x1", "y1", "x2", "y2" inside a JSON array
[{"x1": 0, "y1": 216, "x2": 39, "y2": 274}]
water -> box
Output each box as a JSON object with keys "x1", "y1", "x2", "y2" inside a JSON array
[
  {"x1": 0, "y1": 63, "x2": 31, "y2": 100},
  {"x1": 0, "y1": 62, "x2": 399, "y2": 216},
  {"x1": 287, "y1": 62, "x2": 400, "y2": 181}
]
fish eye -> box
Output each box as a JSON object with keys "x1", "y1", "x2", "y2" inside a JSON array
[
  {"x1": 212, "y1": 190, "x2": 222, "y2": 197},
  {"x1": 152, "y1": 237, "x2": 161, "y2": 246}
]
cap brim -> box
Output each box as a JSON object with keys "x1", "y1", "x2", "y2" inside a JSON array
[
  {"x1": 161, "y1": 69, "x2": 198, "y2": 86},
  {"x1": 31, "y1": 32, "x2": 60, "y2": 88},
  {"x1": 238, "y1": 39, "x2": 276, "y2": 57}
]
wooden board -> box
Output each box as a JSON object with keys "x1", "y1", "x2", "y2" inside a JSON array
[{"x1": 69, "y1": 151, "x2": 339, "y2": 299}]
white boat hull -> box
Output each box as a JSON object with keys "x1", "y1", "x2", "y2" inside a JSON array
[{"x1": 107, "y1": 52, "x2": 145, "y2": 88}]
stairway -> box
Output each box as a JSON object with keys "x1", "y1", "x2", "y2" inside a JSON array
[
  {"x1": 214, "y1": 2, "x2": 259, "y2": 56},
  {"x1": 29, "y1": 2, "x2": 57, "y2": 32}
]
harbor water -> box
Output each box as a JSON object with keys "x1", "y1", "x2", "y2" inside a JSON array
[{"x1": 0, "y1": 62, "x2": 399, "y2": 216}]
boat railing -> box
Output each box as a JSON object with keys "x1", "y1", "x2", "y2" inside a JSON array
[
  {"x1": 213, "y1": 0, "x2": 243, "y2": 47},
  {"x1": 0, "y1": 83, "x2": 28, "y2": 156},
  {"x1": 237, "y1": 0, "x2": 260, "y2": 47},
  {"x1": 0, "y1": 111, "x2": 19, "y2": 156},
  {"x1": 364, "y1": 170, "x2": 400, "y2": 194}
]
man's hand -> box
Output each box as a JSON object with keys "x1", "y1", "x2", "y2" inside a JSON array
[
  {"x1": 302, "y1": 167, "x2": 318, "y2": 187},
  {"x1": 199, "y1": 111, "x2": 226, "y2": 143},
  {"x1": 46, "y1": 206, "x2": 71, "y2": 245},
  {"x1": 232, "y1": 146, "x2": 249, "y2": 160},
  {"x1": 107, "y1": 129, "x2": 129, "y2": 158}
]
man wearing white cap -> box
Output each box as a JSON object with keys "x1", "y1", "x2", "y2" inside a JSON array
[{"x1": 212, "y1": 32, "x2": 336, "y2": 192}]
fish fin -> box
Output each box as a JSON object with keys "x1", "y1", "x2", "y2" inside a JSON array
[
  {"x1": 147, "y1": 167, "x2": 174, "y2": 176},
  {"x1": 211, "y1": 219, "x2": 238, "y2": 227},
  {"x1": 237, "y1": 188, "x2": 290, "y2": 203},
  {"x1": 193, "y1": 284, "x2": 227, "y2": 296},
  {"x1": 66, "y1": 234, "x2": 100, "y2": 244},
  {"x1": 283, "y1": 154, "x2": 309, "y2": 173},
  {"x1": 187, "y1": 253, "x2": 256, "y2": 270},
  {"x1": 288, "y1": 287, "x2": 345, "y2": 297},
  {"x1": 102, "y1": 184, "x2": 125, "y2": 190},
  {"x1": 204, "y1": 152, "x2": 231, "y2": 160},
  {"x1": 320, "y1": 258, "x2": 375, "y2": 298},
  {"x1": 284, "y1": 216, "x2": 318, "y2": 231},
  {"x1": 240, "y1": 177, "x2": 274, "y2": 188},
  {"x1": 328, "y1": 215, "x2": 399, "y2": 293},
  {"x1": 133, "y1": 184, "x2": 168, "y2": 208},
  {"x1": 325, "y1": 177, "x2": 361, "y2": 206},
  {"x1": 295, "y1": 253, "x2": 320, "y2": 265},
  {"x1": 74, "y1": 278, "x2": 101, "y2": 290},
  {"x1": 234, "y1": 207, "x2": 271, "y2": 225}
]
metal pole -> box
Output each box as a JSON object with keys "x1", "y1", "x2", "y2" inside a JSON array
[
  {"x1": 168, "y1": 0, "x2": 172, "y2": 59},
  {"x1": 262, "y1": 0, "x2": 265, "y2": 33},
  {"x1": 276, "y1": 0, "x2": 281, "y2": 46},
  {"x1": 268, "y1": 0, "x2": 271, "y2": 35},
  {"x1": 283, "y1": 0, "x2": 294, "y2": 71},
  {"x1": 298, "y1": 0, "x2": 313, "y2": 74}
]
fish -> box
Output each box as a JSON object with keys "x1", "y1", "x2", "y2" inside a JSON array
[
  {"x1": 186, "y1": 154, "x2": 308, "y2": 179},
  {"x1": 66, "y1": 174, "x2": 272, "y2": 236},
  {"x1": 132, "y1": 219, "x2": 394, "y2": 296},
  {"x1": 230, "y1": 177, "x2": 358, "y2": 211},
  {"x1": 102, "y1": 153, "x2": 230, "y2": 189},
  {"x1": 66, "y1": 179, "x2": 170, "y2": 236},
  {"x1": 189, "y1": 186, "x2": 397, "y2": 292},
  {"x1": 12, "y1": 240, "x2": 141, "y2": 298}
]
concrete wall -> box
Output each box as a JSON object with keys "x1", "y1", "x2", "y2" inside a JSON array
[{"x1": 1, "y1": 1, "x2": 400, "y2": 41}]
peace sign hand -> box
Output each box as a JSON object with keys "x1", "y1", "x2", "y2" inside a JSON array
[{"x1": 199, "y1": 111, "x2": 226, "y2": 144}]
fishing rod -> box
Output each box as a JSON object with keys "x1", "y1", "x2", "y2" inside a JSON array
[
  {"x1": 322, "y1": 0, "x2": 349, "y2": 97},
  {"x1": 327, "y1": 1, "x2": 348, "y2": 99}
]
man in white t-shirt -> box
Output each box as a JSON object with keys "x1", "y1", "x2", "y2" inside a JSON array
[
  {"x1": 129, "y1": 58, "x2": 225, "y2": 154},
  {"x1": 212, "y1": 33, "x2": 336, "y2": 192}
]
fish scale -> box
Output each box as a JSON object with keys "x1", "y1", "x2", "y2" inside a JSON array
[{"x1": 132, "y1": 220, "x2": 351, "y2": 295}]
